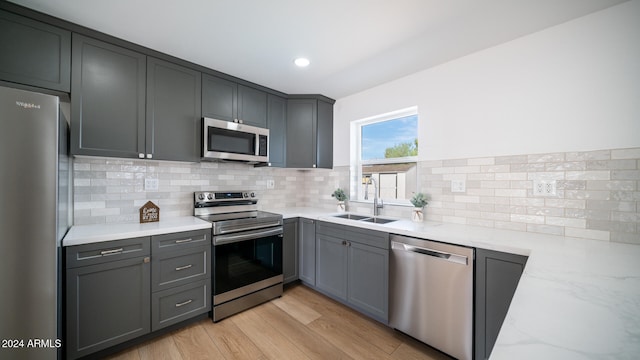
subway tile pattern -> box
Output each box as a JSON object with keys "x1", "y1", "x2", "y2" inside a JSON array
[{"x1": 73, "y1": 147, "x2": 639, "y2": 244}]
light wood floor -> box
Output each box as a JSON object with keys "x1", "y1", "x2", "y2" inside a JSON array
[{"x1": 107, "y1": 283, "x2": 453, "y2": 360}]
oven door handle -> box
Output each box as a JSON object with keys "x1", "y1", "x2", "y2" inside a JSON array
[
  {"x1": 213, "y1": 227, "x2": 283, "y2": 245},
  {"x1": 215, "y1": 221, "x2": 283, "y2": 235}
]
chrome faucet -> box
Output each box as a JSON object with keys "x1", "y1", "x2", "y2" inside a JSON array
[{"x1": 365, "y1": 177, "x2": 384, "y2": 216}]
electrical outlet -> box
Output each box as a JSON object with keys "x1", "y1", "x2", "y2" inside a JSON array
[
  {"x1": 533, "y1": 180, "x2": 556, "y2": 196},
  {"x1": 266, "y1": 179, "x2": 275, "y2": 189},
  {"x1": 451, "y1": 180, "x2": 466, "y2": 193},
  {"x1": 144, "y1": 178, "x2": 159, "y2": 191}
]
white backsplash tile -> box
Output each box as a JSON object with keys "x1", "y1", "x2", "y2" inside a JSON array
[{"x1": 73, "y1": 147, "x2": 639, "y2": 244}]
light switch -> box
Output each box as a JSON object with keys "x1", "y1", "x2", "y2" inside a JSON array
[{"x1": 266, "y1": 179, "x2": 275, "y2": 189}]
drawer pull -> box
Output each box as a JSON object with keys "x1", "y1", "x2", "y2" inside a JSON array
[
  {"x1": 175, "y1": 299, "x2": 193, "y2": 307},
  {"x1": 175, "y1": 238, "x2": 193, "y2": 244},
  {"x1": 175, "y1": 264, "x2": 193, "y2": 271},
  {"x1": 100, "y1": 248, "x2": 124, "y2": 256}
]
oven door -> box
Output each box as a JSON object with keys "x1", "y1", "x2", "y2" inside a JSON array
[
  {"x1": 202, "y1": 117, "x2": 269, "y2": 163},
  {"x1": 212, "y1": 227, "x2": 283, "y2": 305}
]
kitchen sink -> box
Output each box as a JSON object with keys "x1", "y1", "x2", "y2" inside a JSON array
[
  {"x1": 333, "y1": 213, "x2": 370, "y2": 220},
  {"x1": 332, "y1": 213, "x2": 397, "y2": 224},
  {"x1": 361, "y1": 217, "x2": 397, "y2": 224}
]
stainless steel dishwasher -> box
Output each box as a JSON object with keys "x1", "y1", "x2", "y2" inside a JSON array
[{"x1": 390, "y1": 235, "x2": 474, "y2": 360}]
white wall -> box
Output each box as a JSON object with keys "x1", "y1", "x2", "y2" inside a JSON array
[{"x1": 333, "y1": 0, "x2": 640, "y2": 166}]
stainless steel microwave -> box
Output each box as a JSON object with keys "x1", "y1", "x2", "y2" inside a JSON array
[{"x1": 202, "y1": 117, "x2": 269, "y2": 163}]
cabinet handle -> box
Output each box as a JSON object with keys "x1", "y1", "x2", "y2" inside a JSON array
[
  {"x1": 146, "y1": 154, "x2": 153, "y2": 159},
  {"x1": 341, "y1": 240, "x2": 347, "y2": 246},
  {"x1": 138, "y1": 153, "x2": 145, "y2": 159},
  {"x1": 347, "y1": 241, "x2": 352, "y2": 247},
  {"x1": 175, "y1": 238, "x2": 193, "y2": 244},
  {"x1": 175, "y1": 299, "x2": 193, "y2": 307},
  {"x1": 175, "y1": 264, "x2": 193, "y2": 271},
  {"x1": 100, "y1": 248, "x2": 123, "y2": 256},
  {"x1": 312, "y1": 164, "x2": 317, "y2": 168}
]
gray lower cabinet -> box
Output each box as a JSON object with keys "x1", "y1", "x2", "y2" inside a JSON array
[
  {"x1": 315, "y1": 221, "x2": 389, "y2": 322},
  {"x1": 298, "y1": 218, "x2": 316, "y2": 285},
  {"x1": 151, "y1": 230, "x2": 211, "y2": 331},
  {"x1": 65, "y1": 230, "x2": 211, "y2": 359},
  {"x1": 283, "y1": 218, "x2": 299, "y2": 284},
  {"x1": 475, "y1": 248, "x2": 528, "y2": 360},
  {"x1": 0, "y1": 9, "x2": 71, "y2": 92},
  {"x1": 65, "y1": 237, "x2": 151, "y2": 360},
  {"x1": 286, "y1": 98, "x2": 333, "y2": 169}
]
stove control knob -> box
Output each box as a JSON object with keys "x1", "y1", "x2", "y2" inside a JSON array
[
  {"x1": 207, "y1": 193, "x2": 213, "y2": 200},
  {"x1": 243, "y1": 192, "x2": 249, "y2": 198},
  {"x1": 197, "y1": 193, "x2": 205, "y2": 201},
  {"x1": 250, "y1": 192, "x2": 255, "y2": 198}
]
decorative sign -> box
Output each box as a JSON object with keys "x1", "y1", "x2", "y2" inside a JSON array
[{"x1": 139, "y1": 201, "x2": 160, "y2": 223}]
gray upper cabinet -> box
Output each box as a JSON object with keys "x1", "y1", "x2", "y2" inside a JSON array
[
  {"x1": 71, "y1": 34, "x2": 146, "y2": 158},
  {"x1": 238, "y1": 84, "x2": 267, "y2": 128},
  {"x1": 286, "y1": 98, "x2": 333, "y2": 169},
  {"x1": 146, "y1": 57, "x2": 201, "y2": 162},
  {"x1": 202, "y1": 74, "x2": 237, "y2": 122},
  {"x1": 267, "y1": 94, "x2": 287, "y2": 167},
  {"x1": 72, "y1": 35, "x2": 202, "y2": 161},
  {"x1": 475, "y1": 248, "x2": 528, "y2": 360},
  {"x1": 0, "y1": 9, "x2": 70, "y2": 92},
  {"x1": 202, "y1": 74, "x2": 268, "y2": 128}
]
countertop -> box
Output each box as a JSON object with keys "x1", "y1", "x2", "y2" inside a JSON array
[
  {"x1": 272, "y1": 207, "x2": 640, "y2": 360},
  {"x1": 62, "y1": 216, "x2": 212, "y2": 246},
  {"x1": 63, "y1": 208, "x2": 640, "y2": 359}
]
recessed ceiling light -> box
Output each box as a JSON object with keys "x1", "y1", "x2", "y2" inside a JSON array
[{"x1": 294, "y1": 58, "x2": 310, "y2": 67}]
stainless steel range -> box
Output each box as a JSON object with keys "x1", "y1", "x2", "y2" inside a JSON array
[{"x1": 194, "y1": 191, "x2": 283, "y2": 322}]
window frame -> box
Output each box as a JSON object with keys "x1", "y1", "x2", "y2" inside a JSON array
[{"x1": 350, "y1": 106, "x2": 419, "y2": 205}]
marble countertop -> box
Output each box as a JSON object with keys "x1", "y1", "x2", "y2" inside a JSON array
[
  {"x1": 62, "y1": 216, "x2": 212, "y2": 246},
  {"x1": 63, "y1": 208, "x2": 640, "y2": 358},
  {"x1": 271, "y1": 207, "x2": 640, "y2": 360}
]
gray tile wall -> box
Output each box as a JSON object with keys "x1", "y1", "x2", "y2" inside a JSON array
[{"x1": 73, "y1": 147, "x2": 639, "y2": 244}]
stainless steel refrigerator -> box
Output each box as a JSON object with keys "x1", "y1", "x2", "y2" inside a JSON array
[{"x1": 0, "y1": 85, "x2": 71, "y2": 359}]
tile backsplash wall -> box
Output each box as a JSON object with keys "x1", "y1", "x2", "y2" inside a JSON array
[
  {"x1": 73, "y1": 158, "x2": 308, "y2": 225},
  {"x1": 74, "y1": 147, "x2": 639, "y2": 244}
]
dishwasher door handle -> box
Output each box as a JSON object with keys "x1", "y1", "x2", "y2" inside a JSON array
[{"x1": 392, "y1": 241, "x2": 468, "y2": 265}]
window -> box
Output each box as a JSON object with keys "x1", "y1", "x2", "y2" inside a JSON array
[{"x1": 351, "y1": 107, "x2": 418, "y2": 204}]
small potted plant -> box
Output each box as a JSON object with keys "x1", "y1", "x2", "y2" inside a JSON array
[
  {"x1": 410, "y1": 192, "x2": 429, "y2": 222},
  {"x1": 331, "y1": 188, "x2": 348, "y2": 212}
]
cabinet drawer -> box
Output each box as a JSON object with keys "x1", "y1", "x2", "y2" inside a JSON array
[
  {"x1": 152, "y1": 230, "x2": 209, "y2": 254},
  {"x1": 66, "y1": 237, "x2": 150, "y2": 268},
  {"x1": 151, "y1": 279, "x2": 210, "y2": 331},
  {"x1": 152, "y1": 246, "x2": 210, "y2": 292},
  {"x1": 317, "y1": 221, "x2": 389, "y2": 249}
]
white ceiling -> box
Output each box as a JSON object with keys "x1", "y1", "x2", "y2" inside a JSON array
[{"x1": 9, "y1": 0, "x2": 628, "y2": 99}]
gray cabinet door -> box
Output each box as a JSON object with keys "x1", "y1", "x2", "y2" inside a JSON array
[
  {"x1": 283, "y1": 218, "x2": 299, "y2": 284},
  {"x1": 66, "y1": 256, "x2": 150, "y2": 360},
  {"x1": 475, "y1": 248, "x2": 528, "y2": 360},
  {"x1": 0, "y1": 9, "x2": 70, "y2": 92},
  {"x1": 238, "y1": 84, "x2": 267, "y2": 128},
  {"x1": 146, "y1": 57, "x2": 201, "y2": 162},
  {"x1": 348, "y1": 241, "x2": 388, "y2": 321},
  {"x1": 202, "y1": 74, "x2": 237, "y2": 122},
  {"x1": 298, "y1": 218, "x2": 316, "y2": 285},
  {"x1": 315, "y1": 234, "x2": 348, "y2": 300},
  {"x1": 267, "y1": 94, "x2": 287, "y2": 167},
  {"x1": 286, "y1": 99, "x2": 317, "y2": 168},
  {"x1": 71, "y1": 34, "x2": 146, "y2": 158},
  {"x1": 316, "y1": 100, "x2": 333, "y2": 169}
]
